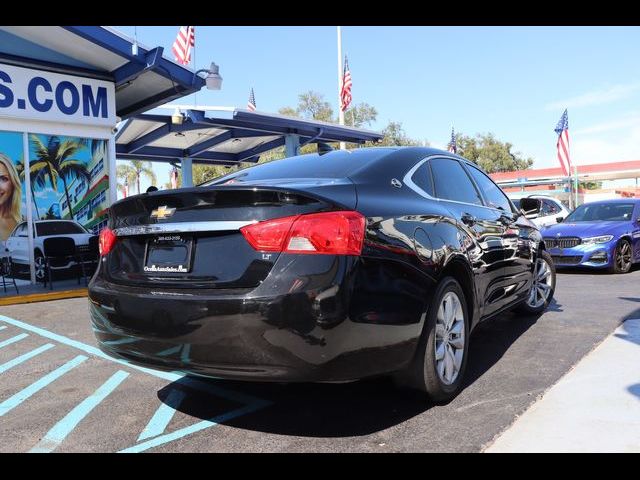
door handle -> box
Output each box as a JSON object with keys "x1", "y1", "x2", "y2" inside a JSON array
[{"x1": 461, "y1": 213, "x2": 476, "y2": 226}]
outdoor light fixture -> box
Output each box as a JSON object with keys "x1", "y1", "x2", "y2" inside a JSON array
[
  {"x1": 195, "y1": 62, "x2": 223, "y2": 90},
  {"x1": 171, "y1": 107, "x2": 184, "y2": 125}
]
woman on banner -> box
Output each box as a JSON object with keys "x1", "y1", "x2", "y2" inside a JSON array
[{"x1": 0, "y1": 153, "x2": 21, "y2": 242}]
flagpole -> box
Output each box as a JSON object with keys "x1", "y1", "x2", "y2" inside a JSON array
[
  {"x1": 574, "y1": 165, "x2": 579, "y2": 208},
  {"x1": 337, "y1": 26, "x2": 345, "y2": 150},
  {"x1": 193, "y1": 26, "x2": 197, "y2": 107}
]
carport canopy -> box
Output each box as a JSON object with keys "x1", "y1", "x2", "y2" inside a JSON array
[
  {"x1": 0, "y1": 26, "x2": 205, "y2": 119},
  {"x1": 115, "y1": 107, "x2": 385, "y2": 168}
]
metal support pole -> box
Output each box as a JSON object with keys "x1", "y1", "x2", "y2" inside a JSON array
[
  {"x1": 23, "y1": 133, "x2": 35, "y2": 284},
  {"x1": 107, "y1": 135, "x2": 118, "y2": 204},
  {"x1": 285, "y1": 134, "x2": 300, "y2": 157},
  {"x1": 182, "y1": 157, "x2": 193, "y2": 187},
  {"x1": 574, "y1": 165, "x2": 579, "y2": 207}
]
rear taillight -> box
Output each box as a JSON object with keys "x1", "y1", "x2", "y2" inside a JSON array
[
  {"x1": 240, "y1": 211, "x2": 365, "y2": 255},
  {"x1": 99, "y1": 227, "x2": 117, "y2": 256}
]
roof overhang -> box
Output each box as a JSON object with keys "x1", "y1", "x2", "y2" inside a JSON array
[
  {"x1": 115, "y1": 107, "x2": 384, "y2": 165},
  {"x1": 0, "y1": 26, "x2": 205, "y2": 119}
]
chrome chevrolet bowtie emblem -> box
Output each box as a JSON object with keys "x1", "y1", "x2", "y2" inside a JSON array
[{"x1": 150, "y1": 205, "x2": 176, "y2": 220}]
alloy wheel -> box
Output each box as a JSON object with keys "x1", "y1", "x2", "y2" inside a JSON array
[
  {"x1": 526, "y1": 256, "x2": 553, "y2": 309},
  {"x1": 616, "y1": 241, "x2": 632, "y2": 272},
  {"x1": 34, "y1": 256, "x2": 46, "y2": 280},
  {"x1": 434, "y1": 291, "x2": 465, "y2": 385}
]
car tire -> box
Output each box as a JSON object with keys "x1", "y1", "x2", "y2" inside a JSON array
[
  {"x1": 396, "y1": 276, "x2": 469, "y2": 403},
  {"x1": 516, "y1": 250, "x2": 556, "y2": 315},
  {"x1": 34, "y1": 250, "x2": 46, "y2": 283},
  {"x1": 610, "y1": 239, "x2": 632, "y2": 274}
]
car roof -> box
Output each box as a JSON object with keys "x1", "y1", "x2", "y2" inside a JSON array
[{"x1": 34, "y1": 220, "x2": 80, "y2": 223}]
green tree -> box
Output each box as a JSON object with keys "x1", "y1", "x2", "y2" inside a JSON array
[
  {"x1": 580, "y1": 181, "x2": 603, "y2": 190},
  {"x1": 371, "y1": 121, "x2": 422, "y2": 147},
  {"x1": 29, "y1": 135, "x2": 91, "y2": 220},
  {"x1": 456, "y1": 133, "x2": 534, "y2": 173},
  {"x1": 116, "y1": 163, "x2": 137, "y2": 194},
  {"x1": 127, "y1": 160, "x2": 157, "y2": 194},
  {"x1": 296, "y1": 91, "x2": 334, "y2": 122},
  {"x1": 343, "y1": 102, "x2": 378, "y2": 128},
  {"x1": 278, "y1": 107, "x2": 298, "y2": 118}
]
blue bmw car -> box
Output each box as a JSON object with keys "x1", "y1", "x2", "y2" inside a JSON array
[{"x1": 542, "y1": 199, "x2": 640, "y2": 273}]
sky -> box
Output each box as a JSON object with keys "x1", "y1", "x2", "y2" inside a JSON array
[{"x1": 112, "y1": 26, "x2": 640, "y2": 193}]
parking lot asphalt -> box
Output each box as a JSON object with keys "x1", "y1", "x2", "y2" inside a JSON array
[{"x1": 1, "y1": 268, "x2": 639, "y2": 452}]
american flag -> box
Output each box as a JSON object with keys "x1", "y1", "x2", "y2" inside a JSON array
[
  {"x1": 447, "y1": 127, "x2": 457, "y2": 154},
  {"x1": 340, "y1": 55, "x2": 352, "y2": 112},
  {"x1": 172, "y1": 26, "x2": 195, "y2": 66},
  {"x1": 247, "y1": 88, "x2": 256, "y2": 111},
  {"x1": 554, "y1": 109, "x2": 572, "y2": 177}
]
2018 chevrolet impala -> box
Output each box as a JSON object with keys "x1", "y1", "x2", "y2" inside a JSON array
[{"x1": 88, "y1": 147, "x2": 555, "y2": 402}]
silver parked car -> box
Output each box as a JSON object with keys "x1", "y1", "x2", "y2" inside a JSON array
[
  {"x1": 510, "y1": 195, "x2": 571, "y2": 228},
  {"x1": 3, "y1": 220, "x2": 96, "y2": 281}
]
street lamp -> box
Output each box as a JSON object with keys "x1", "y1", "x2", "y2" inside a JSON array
[
  {"x1": 171, "y1": 107, "x2": 184, "y2": 125},
  {"x1": 195, "y1": 62, "x2": 223, "y2": 90}
]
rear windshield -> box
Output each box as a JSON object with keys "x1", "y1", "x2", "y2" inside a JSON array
[
  {"x1": 204, "y1": 149, "x2": 393, "y2": 185},
  {"x1": 564, "y1": 203, "x2": 635, "y2": 222},
  {"x1": 36, "y1": 222, "x2": 87, "y2": 236}
]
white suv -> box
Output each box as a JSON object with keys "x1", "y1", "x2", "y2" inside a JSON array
[
  {"x1": 3, "y1": 220, "x2": 96, "y2": 281},
  {"x1": 510, "y1": 195, "x2": 572, "y2": 227}
]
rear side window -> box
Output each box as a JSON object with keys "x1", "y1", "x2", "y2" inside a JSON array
[
  {"x1": 465, "y1": 164, "x2": 512, "y2": 212},
  {"x1": 13, "y1": 223, "x2": 27, "y2": 237},
  {"x1": 205, "y1": 149, "x2": 393, "y2": 185},
  {"x1": 431, "y1": 158, "x2": 482, "y2": 205},
  {"x1": 410, "y1": 162, "x2": 434, "y2": 197},
  {"x1": 541, "y1": 200, "x2": 560, "y2": 216}
]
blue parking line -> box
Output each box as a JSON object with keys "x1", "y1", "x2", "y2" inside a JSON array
[
  {"x1": 156, "y1": 345, "x2": 181, "y2": 357},
  {"x1": 102, "y1": 338, "x2": 139, "y2": 346},
  {"x1": 0, "y1": 313, "x2": 274, "y2": 452},
  {"x1": 0, "y1": 344, "x2": 55, "y2": 374},
  {"x1": 0, "y1": 355, "x2": 88, "y2": 417},
  {"x1": 0, "y1": 314, "x2": 268, "y2": 405},
  {"x1": 137, "y1": 388, "x2": 187, "y2": 441},
  {"x1": 119, "y1": 400, "x2": 271, "y2": 453},
  {"x1": 0, "y1": 333, "x2": 29, "y2": 349},
  {"x1": 180, "y1": 344, "x2": 191, "y2": 363},
  {"x1": 29, "y1": 370, "x2": 130, "y2": 453},
  {"x1": 0, "y1": 314, "x2": 182, "y2": 382}
]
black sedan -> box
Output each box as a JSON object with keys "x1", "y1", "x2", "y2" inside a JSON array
[{"x1": 89, "y1": 147, "x2": 555, "y2": 402}]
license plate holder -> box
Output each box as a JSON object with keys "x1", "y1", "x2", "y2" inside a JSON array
[{"x1": 144, "y1": 234, "x2": 193, "y2": 274}]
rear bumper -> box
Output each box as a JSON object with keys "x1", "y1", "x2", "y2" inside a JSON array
[
  {"x1": 547, "y1": 241, "x2": 616, "y2": 268},
  {"x1": 88, "y1": 255, "x2": 429, "y2": 382}
]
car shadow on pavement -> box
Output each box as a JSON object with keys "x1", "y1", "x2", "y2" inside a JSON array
[
  {"x1": 462, "y1": 308, "x2": 545, "y2": 389},
  {"x1": 618, "y1": 297, "x2": 640, "y2": 304},
  {"x1": 158, "y1": 375, "x2": 431, "y2": 438},
  {"x1": 155, "y1": 308, "x2": 548, "y2": 438}
]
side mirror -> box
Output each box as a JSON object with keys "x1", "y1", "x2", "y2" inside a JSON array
[
  {"x1": 556, "y1": 216, "x2": 564, "y2": 223},
  {"x1": 519, "y1": 197, "x2": 542, "y2": 218}
]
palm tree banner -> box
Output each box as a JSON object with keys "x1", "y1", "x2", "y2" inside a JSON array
[{"x1": 28, "y1": 133, "x2": 109, "y2": 233}]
